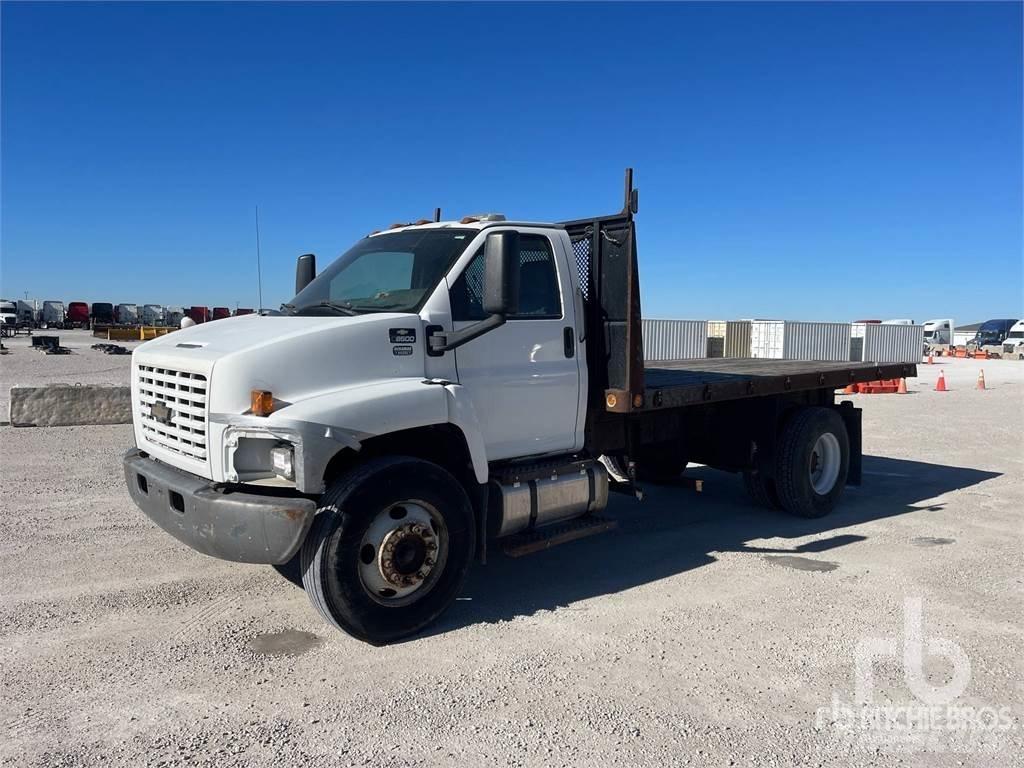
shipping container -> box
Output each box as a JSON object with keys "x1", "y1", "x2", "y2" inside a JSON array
[
  {"x1": 211, "y1": 307, "x2": 231, "y2": 321},
  {"x1": 234, "y1": 307, "x2": 255, "y2": 316},
  {"x1": 852, "y1": 322, "x2": 925, "y2": 363},
  {"x1": 642, "y1": 319, "x2": 708, "y2": 361},
  {"x1": 706, "y1": 320, "x2": 751, "y2": 358},
  {"x1": 750, "y1": 320, "x2": 851, "y2": 361}
]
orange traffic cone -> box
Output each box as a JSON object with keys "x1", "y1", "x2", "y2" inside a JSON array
[
  {"x1": 935, "y1": 370, "x2": 947, "y2": 392},
  {"x1": 897, "y1": 378, "x2": 908, "y2": 394},
  {"x1": 976, "y1": 369, "x2": 986, "y2": 390},
  {"x1": 927, "y1": 354, "x2": 934, "y2": 365}
]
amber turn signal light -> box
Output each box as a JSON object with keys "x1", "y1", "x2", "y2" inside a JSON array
[{"x1": 251, "y1": 389, "x2": 274, "y2": 417}]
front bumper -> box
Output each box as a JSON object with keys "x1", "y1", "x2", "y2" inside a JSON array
[{"x1": 124, "y1": 449, "x2": 317, "y2": 564}]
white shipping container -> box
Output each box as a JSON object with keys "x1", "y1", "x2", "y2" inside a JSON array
[
  {"x1": 750, "y1": 320, "x2": 852, "y2": 361},
  {"x1": 642, "y1": 319, "x2": 708, "y2": 361},
  {"x1": 861, "y1": 322, "x2": 925, "y2": 363}
]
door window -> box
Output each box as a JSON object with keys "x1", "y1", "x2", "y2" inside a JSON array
[{"x1": 450, "y1": 234, "x2": 562, "y2": 321}]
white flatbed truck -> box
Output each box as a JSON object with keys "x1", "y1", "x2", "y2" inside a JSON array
[{"x1": 124, "y1": 171, "x2": 915, "y2": 643}]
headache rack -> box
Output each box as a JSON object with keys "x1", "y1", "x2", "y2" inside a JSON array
[{"x1": 558, "y1": 168, "x2": 646, "y2": 415}]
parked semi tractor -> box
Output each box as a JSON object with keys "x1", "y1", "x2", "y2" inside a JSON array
[
  {"x1": 67, "y1": 301, "x2": 90, "y2": 328},
  {"x1": 187, "y1": 306, "x2": 209, "y2": 324},
  {"x1": 90, "y1": 302, "x2": 115, "y2": 327},
  {"x1": 922, "y1": 318, "x2": 953, "y2": 348},
  {"x1": 142, "y1": 304, "x2": 165, "y2": 326},
  {"x1": 0, "y1": 299, "x2": 16, "y2": 336},
  {"x1": 42, "y1": 301, "x2": 65, "y2": 328},
  {"x1": 968, "y1": 319, "x2": 1018, "y2": 351},
  {"x1": 165, "y1": 306, "x2": 185, "y2": 327},
  {"x1": 16, "y1": 300, "x2": 37, "y2": 328},
  {"x1": 124, "y1": 171, "x2": 916, "y2": 644},
  {"x1": 116, "y1": 303, "x2": 139, "y2": 325},
  {"x1": 1002, "y1": 320, "x2": 1024, "y2": 359}
]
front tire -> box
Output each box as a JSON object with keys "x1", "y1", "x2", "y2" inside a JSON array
[
  {"x1": 774, "y1": 407, "x2": 849, "y2": 518},
  {"x1": 300, "y1": 456, "x2": 475, "y2": 645}
]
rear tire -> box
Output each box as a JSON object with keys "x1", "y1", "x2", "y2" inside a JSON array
[
  {"x1": 774, "y1": 407, "x2": 849, "y2": 518},
  {"x1": 743, "y1": 470, "x2": 782, "y2": 510},
  {"x1": 633, "y1": 442, "x2": 688, "y2": 483},
  {"x1": 300, "y1": 456, "x2": 475, "y2": 645}
]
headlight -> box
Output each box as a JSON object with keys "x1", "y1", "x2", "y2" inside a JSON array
[{"x1": 270, "y1": 445, "x2": 295, "y2": 480}]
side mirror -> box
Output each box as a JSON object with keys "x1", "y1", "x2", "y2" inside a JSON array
[
  {"x1": 295, "y1": 253, "x2": 317, "y2": 294},
  {"x1": 482, "y1": 231, "x2": 520, "y2": 316},
  {"x1": 427, "y1": 230, "x2": 522, "y2": 356}
]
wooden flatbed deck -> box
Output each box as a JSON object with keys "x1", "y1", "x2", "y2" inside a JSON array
[{"x1": 641, "y1": 358, "x2": 918, "y2": 409}]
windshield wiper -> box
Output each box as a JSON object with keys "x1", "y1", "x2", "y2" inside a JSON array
[{"x1": 293, "y1": 300, "x2": 359, "y2": 316}]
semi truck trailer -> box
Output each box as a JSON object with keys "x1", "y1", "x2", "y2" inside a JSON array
[{"x1": 123, "y1": 171, "x2": 916, "y2": 644}]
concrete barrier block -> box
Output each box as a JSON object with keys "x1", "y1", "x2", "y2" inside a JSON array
[{"x1": 10, "y1": 385, "x2": 132, "y2": 427}]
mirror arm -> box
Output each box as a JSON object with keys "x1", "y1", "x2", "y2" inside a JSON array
[{"x1": 428, "y1": 313, "x2": 506, "y2": 354}]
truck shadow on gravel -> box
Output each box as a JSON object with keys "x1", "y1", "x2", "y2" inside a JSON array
[{"x1": 428, "y1": 455, "x2": 999, "y2": 637}]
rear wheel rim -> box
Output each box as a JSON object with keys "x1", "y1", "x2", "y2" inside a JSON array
[
  {"x1": 809, "y1": 433, "x2": 841, "y2": 495},
  {"x1": 357, "y1": 500, "x2": 448, "y2": 607}
]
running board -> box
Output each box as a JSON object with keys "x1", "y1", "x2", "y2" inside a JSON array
[{"x1": 501, "y1": 515, "x2": 618, "y2": 558}]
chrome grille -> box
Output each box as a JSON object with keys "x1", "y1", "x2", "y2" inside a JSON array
[{"x1": 137, "y1": 364, "x2": 208, "y2": 461}]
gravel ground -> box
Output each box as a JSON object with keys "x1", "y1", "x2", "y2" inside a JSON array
[
  {"x1": 0, "y1": 329, "x2": 143, "y2": 418},
  {"x1": 0, "y1": 358, "x2": 1021, "y2": 767}
]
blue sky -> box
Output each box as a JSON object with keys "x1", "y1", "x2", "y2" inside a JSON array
[{"x1": 2, "y1": 1, "x2": 1021, "y2": 323}]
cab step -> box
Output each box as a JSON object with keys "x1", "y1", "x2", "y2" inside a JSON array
[{"x1": 501, "y1": 515, "x2": 618, "y2": 558}]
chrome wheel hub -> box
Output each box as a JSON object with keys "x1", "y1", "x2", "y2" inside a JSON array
[
  {"x1": 358, "y1": 501, "x2": 447, "y2": 605},
  {"x1": 809, "y1": 432, "x2": 841, "y2": 495}
]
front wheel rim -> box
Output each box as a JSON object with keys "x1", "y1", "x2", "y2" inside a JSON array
[
  {"x1": 809, "y1": 433, "x2": 841, "y2": 495},
  {"x1": 357, "y1": 500, "x2": 448, "y2": 607}
]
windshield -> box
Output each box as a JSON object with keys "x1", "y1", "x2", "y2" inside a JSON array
[{"x1": 287, "y1": 229, "x2": 476, "y2": 315}]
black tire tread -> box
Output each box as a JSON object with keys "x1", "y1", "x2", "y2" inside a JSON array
[
  {"x1": 299, "y1": 456, "x2": 474, "y2": 644},
  {"x1": 743, "y1": 470, "x2": 782, "y2": 509},
  {"x1": 774, "y1": 407, "x2": 848, "y2": 519}
]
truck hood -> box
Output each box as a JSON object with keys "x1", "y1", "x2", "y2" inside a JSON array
[{"x1": 133, "y1": 312, "x2": 426, "y2": 414}]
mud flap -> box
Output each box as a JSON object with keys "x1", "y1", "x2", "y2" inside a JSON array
[{"x1": 836, "y1": 401, "x2": 862, "y2": 485}]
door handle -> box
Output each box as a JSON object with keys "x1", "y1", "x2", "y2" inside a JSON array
[{"x1": 563, "y1": 327, "x2": 575, "y2": 358}]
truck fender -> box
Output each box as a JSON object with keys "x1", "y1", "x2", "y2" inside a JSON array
[
  {"x1": 216, "y1": 379, "x2": 450, "y2": 493},
  {"x1": 442, "y1": 383, "x2": 489, "y2": 484}
]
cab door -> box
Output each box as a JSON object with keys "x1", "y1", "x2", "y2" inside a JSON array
[{"x1": 448, "y1": 229, "x2": 582, "y2": 461}]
